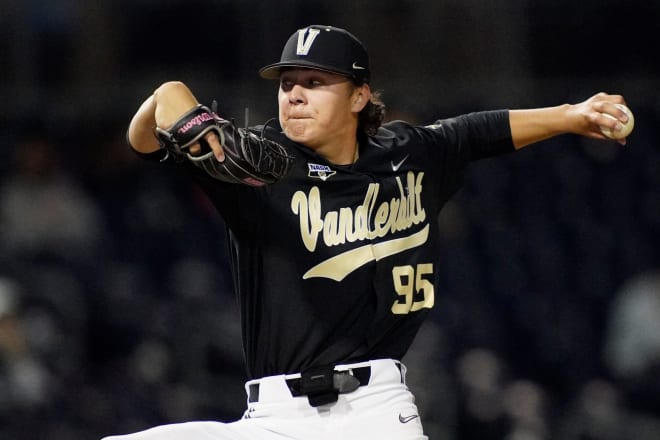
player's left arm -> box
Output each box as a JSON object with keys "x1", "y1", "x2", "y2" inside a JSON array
[
  {"x1": 509, "y1": 92, "x2": 632, "y2": 149},
  {"x1": 128, "y1": 81, "x2": 226, "y2": 161}
]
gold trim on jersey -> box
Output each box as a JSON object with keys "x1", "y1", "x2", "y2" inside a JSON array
[{"x1": 303, "y1": 224, "x2": 429, "y2": 281}]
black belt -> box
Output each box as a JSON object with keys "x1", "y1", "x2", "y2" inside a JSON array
[{"x1": 248, "y1": 365, "x2": 372, "y2": 407}]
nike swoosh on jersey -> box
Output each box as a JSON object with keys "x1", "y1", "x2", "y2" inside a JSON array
[
  {"x1": 391, "y1": 154, "x2": 410, "y2": 172},
  {"x1": 303, "y1": 224, "x2": 429, "y2": 281},
  {"x1": 398, "y1": 413, "x2": 420, "y2": 424}
]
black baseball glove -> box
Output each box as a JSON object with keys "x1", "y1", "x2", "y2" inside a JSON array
[{"x1": 155, "y1": 104, "x2": 293, "y2": 186}]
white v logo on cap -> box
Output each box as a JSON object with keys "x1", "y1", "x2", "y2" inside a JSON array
[{"x1": 296, "y1": 28, "x2": 321, "y2": 55}]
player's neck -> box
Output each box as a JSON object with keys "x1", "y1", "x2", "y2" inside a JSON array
[
  {"x1": 312, "y1": 127, "x2": 360, "y2": 165},
  {"x1": 315, "y1": 141, "x2": 358, "y2": 165}
]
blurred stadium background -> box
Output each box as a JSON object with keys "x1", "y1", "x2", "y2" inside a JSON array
[{"x1": 1, "y1": 1, "x2": 660, "y2": 439}]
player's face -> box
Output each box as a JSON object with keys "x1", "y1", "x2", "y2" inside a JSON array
[{"x1": 278, "y1": 68, "x2": 367, "y2": 153}]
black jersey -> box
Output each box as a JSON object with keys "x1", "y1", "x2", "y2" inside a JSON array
[{"x1": 156, "y1": 110, "x2": 513, "y2": 379}]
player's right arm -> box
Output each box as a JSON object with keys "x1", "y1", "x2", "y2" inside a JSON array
[
  {"x1": 509, "y1": 92, "x2": 629, "y2": 149},
  {"x1": 127, "y1": 81, "x2": 225, "y2": 160}
]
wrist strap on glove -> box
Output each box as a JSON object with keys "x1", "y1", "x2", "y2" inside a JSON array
[{"x1": 155, "y1": 104, "x2": 293, "y2": 186}]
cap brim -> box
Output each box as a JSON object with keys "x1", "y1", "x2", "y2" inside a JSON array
[{"x1": 259, "y1": 60, "x2": 353, "y2": 80}]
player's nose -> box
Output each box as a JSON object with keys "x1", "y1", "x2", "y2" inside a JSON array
[{"x1": 287, "y1": 84, "x2": 306, "y2": 104}]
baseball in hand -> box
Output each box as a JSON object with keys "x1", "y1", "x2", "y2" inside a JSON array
[{"x1": 600, "y1": 104, "x2": 634, "y2": 140}]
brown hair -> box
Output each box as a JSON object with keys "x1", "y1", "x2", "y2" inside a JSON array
[{"x1": 358, "y1": 90, "x2": 386, "y2": 136}]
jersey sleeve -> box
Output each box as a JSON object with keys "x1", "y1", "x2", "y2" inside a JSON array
[
  {"x1": 409, "y1": 109, "x2": 514, "y2": 209},
  {"x1": 425, "y1": 109, "x2": 514, "y2": 162}
]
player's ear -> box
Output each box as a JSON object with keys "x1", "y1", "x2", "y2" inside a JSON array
[{"x1": 351, "y1": 84, "x2": 371, "y2": 113}]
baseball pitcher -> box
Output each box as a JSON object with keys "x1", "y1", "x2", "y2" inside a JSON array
[{"x1": 106, "y1": 24, "x2": 633, "y2": 440}]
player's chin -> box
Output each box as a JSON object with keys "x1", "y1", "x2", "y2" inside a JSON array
[{"x1": 284, "y1": 123, "x2": 313, "y2": 143}]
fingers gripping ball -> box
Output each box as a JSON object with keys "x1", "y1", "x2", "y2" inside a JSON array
[
  {"x1": 600, "y1": 104, "x2": 635, "y2": 140},
  {"x1": 155, "y1": 104, "x2": 294, "y2": 186}
]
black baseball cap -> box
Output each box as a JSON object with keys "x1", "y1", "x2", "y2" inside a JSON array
[{"x1": 259, "y1": 25, "x2": 370, "y2": 84}]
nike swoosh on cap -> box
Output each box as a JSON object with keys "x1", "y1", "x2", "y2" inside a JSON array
[{"x1": 352, "y1": 62, "x2": 367, "y2": 70}]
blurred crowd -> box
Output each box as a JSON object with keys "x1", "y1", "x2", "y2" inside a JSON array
[{"x1": 1, "y1": 105, "x2": 660, "y2": 440}]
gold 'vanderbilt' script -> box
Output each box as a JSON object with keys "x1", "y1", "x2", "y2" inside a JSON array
[{"x1": 290, "y1": 172, "x2": 428, "y2": 281}]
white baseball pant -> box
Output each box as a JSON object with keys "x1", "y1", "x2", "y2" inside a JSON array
[{"x1": 101, "y1": 359, "x2": 428, "y2": 440}]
